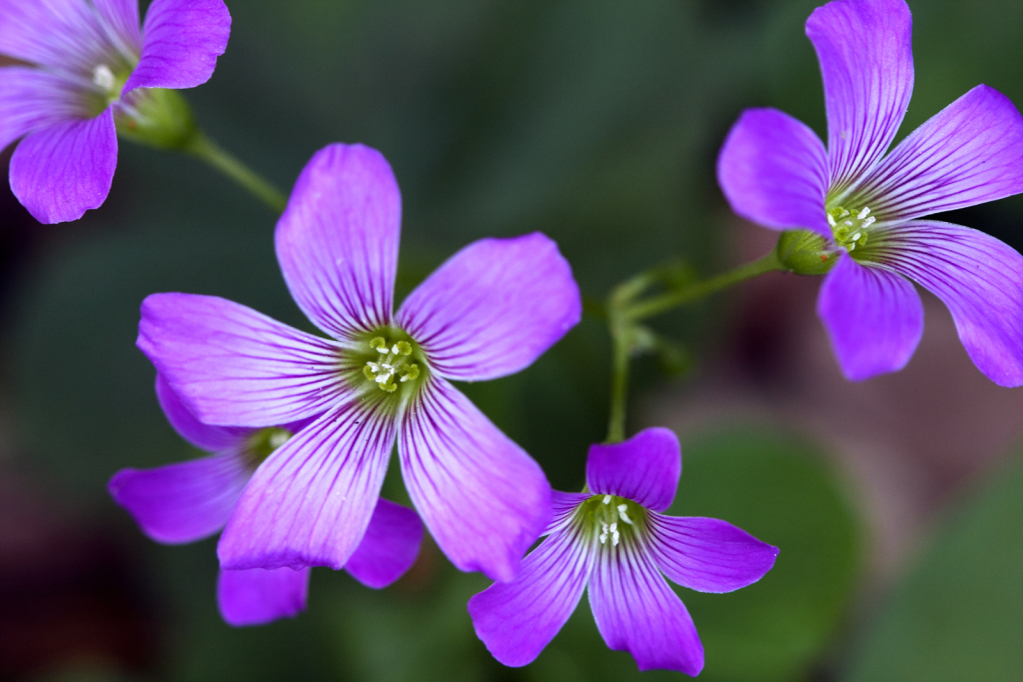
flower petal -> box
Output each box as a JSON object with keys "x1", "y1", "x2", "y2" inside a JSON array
[
  {"x1": 275, "y1": 144, "x2": 400, "y2": 340},
  {"x1": 817, "y1": 252, "x2": 923, "y2": 381},
  {"x1": 9, "y1": 108, "x2": 117, "y2": 224},
  {"x1": 107, "y1": 451, "x2": 250, "y2": 544},
  {"x1": 137, "y1": 293, "x2": 347, "y2": 428},
  {"x1": 0, "y1": 0, "x2": 114, "y2": 71},
  {"x1": 217, "y1": 566, "x2": 310, "y2": 627},
  {"x1": 91, "y1": 0, "x2": 142, "y2": 55},
  {"x1": 857, "y1": 85, "x2": 1023, "y2": 222},
  {"x1": 343, "y1": 498, "x2": 423, "y2": 589},
  {"x1": 588, "y1": 542, "x2": 703, "y2": 675},
  {"x1": 154, "y1": 373, "x2": 246, "y2": 452},
  {"x1": 716, "y1": 108, "x2": 830, "y2": 237},
  {"x1": 123, "y1": 0, "x2": 231, "y2": 94},
  {"x1": 217, "y1": 401, "x2": 395, "y2": 571},
  {"x1": 647, "y1": 515, "x2": 778, "y2": 593},
  {"x1": 396, "y1": 233, "x2": 581, "y2": 382},
  {"x1": 805, "y1": 0, "x2": 914, "y2": 194},
  {"x1": 0, "y1": 67, "x2": 86, "y2": 152},
  {"x1": 873, "y1": 221, "x2": 1023, "y2": 386},
  {"x1": 585, "y1": 428, "x2": 680, "y2": 513},
  {"x1": 398, "y1": 377, "x2": 551, "y2": 582},
  {"x1": 468, "y1": 525, "x2": 595, "y2": 667}
]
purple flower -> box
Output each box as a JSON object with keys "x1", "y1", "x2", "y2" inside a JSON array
[
  {"x1": 108, "y1": 375, "x2": 424, "y2": 626},
  {"x1": 717, "y1": 0, "x2": 1023, "y2": 384},
  {"x1": 0, "y1": 0, "x2": 231, "y2": 224},
  {"x1": 136, "y1": 143, "x2": 582, "y2": 582},
  {"x1": 467, "y1": 428, "x2": 778, "y2": 675}
]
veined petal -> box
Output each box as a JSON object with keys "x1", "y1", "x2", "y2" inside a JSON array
[
  {"x1": 546, "y1": 491, "x2": 590, "y2": 535},
  {"x1": 873, "y1": 221, "x2": 1023, "y2": 386},
  {"x1": 9, "y1": 108, "x2": 117, "y2": 224},
  {"x1": 344, "y1": 498, "x2": 423, "y2": 589},
  {"x1": 155, "y1": 374, "x2": 246, "y2": 452},
  {"x1": 806, "y1": 0, "x2": 914, "y2": 194},
  {"x1": 123, "y1": 0, "x2": 231, "y2": 94},
  {"x1": 398, "y1": 377, "x2": 551, "y2": 582},
  {"x1": 137, "y1": 293, "x2": 347, "y2": 428},
  {"x1": 817, "y1": 252, "x2": 923, "y2": 381},
  {"x1": 0, "y1": 0, "x2": 114, "y2": 72},
  {"x1": 0, "y1": 67, "x2": 86, "y2": 152},
  {"x1": 91, "y1": 0, "x2": 142, "y2": 55},
  {"x1": 468, "y1": 525, "x2": 596, "y2": 667},
  {"x1": 585, "y1": 428, "x2": 680, "y2": 513},
  {"x1": 275, "y1": 144, "x2": 400, "y2": 340},
  {"x1": 217, "y1": 401, "x2": 395, "y2": 571},
  {"x1": 217, "y1": 567, "x2": 310, "y2": 627},
  {"x1": 107, "y1": 451, "x2": 250, "y2": 544},
  {"x1": 589, "y1": 541, "x2": 703, "y2": 675},
  {"x1": 647, "y1": 515, "x2": 778, "y2": 593},
  {"x1": 716, "y1": 108, "x2": 830, "y2": 237},
  {"x1": 856, "y1": 85, "x2": 1023, "y2": 222},
  {"x1": 396, "y1": 233, "x2": 581, "y2": 382}
]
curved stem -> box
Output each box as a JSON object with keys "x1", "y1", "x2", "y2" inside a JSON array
[{"x1": 185, "y1": 132, "x2": 288, "y2": 213}]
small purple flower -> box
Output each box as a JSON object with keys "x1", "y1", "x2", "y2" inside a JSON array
[
  {"x1": 468, "y1": 428, "x2": 778, "y2": 675},
  {"x1": 109, "y1": 375, "x2": 424, "y2": 626},
  {"x1": 717, "y1": 0, "x2": 1023, "y2": 384},
  {"x1": 0, "y1": 0, "x2": 231, "y2": 223},
  {"x1": 136, "y1": 143, "x2": 582, "y2": 582}
]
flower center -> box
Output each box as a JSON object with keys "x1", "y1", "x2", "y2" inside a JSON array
[
  {"x1": 363, "y1": 337, "x2": 421, "y2": 393},
  {"x1": 575, "y1": 494, "x2": 646, "y2": 547},
  {"x1": 827, "y1": 205, "x2": 875, "y2": 252},
  {"x1": 244, "y1": 426, "x2": 292, "y2": 467}
]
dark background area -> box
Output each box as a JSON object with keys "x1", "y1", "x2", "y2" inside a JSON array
[{"x1": 0, "y1": 0, "x2": 1021, "y2": 680}]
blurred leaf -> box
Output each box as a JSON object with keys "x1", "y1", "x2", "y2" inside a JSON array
[{"x1": 842, "y1": 453, "x2": 1023, "y2": 682}]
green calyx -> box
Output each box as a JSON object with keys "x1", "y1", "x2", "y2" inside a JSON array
[
  {"x1": 244, "y1": 427, "x2": 293, "y2": 467},
  {"x1": 575, "y1": 494, "x2": 647, "y2": 547},
  {"x1": 775, "y1": 229, "x2": 837, "y2": 275},
  {"x1": 349, "y1": 327, "x2": 428, "y2": 402},
  {"x1": 116, "y1": 87, "x2": 199, "y2": 150}
]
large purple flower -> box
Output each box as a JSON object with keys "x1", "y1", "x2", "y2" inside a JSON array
[
  {"x1": 0, "y1": 0, "x2": 231, "y2": 223},
  {"x1": 468, "y1": 428, "x2": 778, "y2": 675},
  {"x1": 109, "y1": 376, "x2": 424, "y2": 626},
  {"x1": 717, "y1": 0, "x2": 1023, "y2": 384},
  {"x1": 137, "y1": 143, "x2": 582, "y2": 582}
]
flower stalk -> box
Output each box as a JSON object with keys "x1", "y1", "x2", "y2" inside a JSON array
[{"x1": 184, "y1": 132, "x2": 289, "y2": 213}]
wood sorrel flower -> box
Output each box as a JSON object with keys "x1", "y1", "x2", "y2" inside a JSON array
[
  {"x1": 468, "y1": 428, "x2": 778, "y2": 675},
  {"x1": 0, "y1": 0, "x2": 231, "y2": 223},
  {"x1": 137, "y1": 143, "x2": 582, "y2": 582},
  {"x1": 717, "y1": 0, "x2": 1023, "y2": 384},
  {"x1": 108, "y1": 376, "x2": 424, "y2": 626}
]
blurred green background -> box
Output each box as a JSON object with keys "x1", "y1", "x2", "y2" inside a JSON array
[{"x1": 1, "y1": 0, "x2": 1022, "y2": 680}]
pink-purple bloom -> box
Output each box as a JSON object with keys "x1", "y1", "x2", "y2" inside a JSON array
[
  {"x1": 109, "y1": 375, "x2": 423, "y2": 626},
  {"x1": 136, "y1": 143, "x2": 582, "y2": 583},
  {"x1": 468, "y1": 428, "x2": 778, "y2": 675},
  {"x1": 717, "y1": 0, "x2": 1023, "y2": 384},
  {"x1": 0, "y1": 0, "x2": 231, "y2": 223}
]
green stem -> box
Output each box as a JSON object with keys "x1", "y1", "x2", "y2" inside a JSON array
[
  {"x1": 606, "y1": 322, "x2": 631, "y2": 444},
  {"x1": 625, "y1": 250, "x2": 782, "y2": 321},
  {"x1": 185, "y1": 133, "x2": 288, "y2": 213}
]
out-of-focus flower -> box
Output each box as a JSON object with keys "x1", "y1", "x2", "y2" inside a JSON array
[
  {"x1": 468, "y1": 428, "x2": 778, "y2": 675},
  {"x1": 0, "y1": 0, "x2": 231, "y2": 223},
  {"x1": 717, "y1": 0, "x2": 1023, "y2": 384},
  {"x1": 109, "y1": 375, "x2": 424, "y2": 626},
  {"x1": 136, "y1": 143, "x2": 582, "y2": 583}
]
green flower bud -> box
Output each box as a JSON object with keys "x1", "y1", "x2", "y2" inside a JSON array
[{"x1": 775, "y1": 229, "x2": 837, "y2": 276}]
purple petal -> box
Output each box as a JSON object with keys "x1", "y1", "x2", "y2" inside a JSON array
[
  {"x1": 396, "y1": 233, "x2": 581, "y2": 382},
  {"x1": 154, "y1": 374, "x2": 246, "y2": 452},
  {"x1": 588, "y1": 542, "x2": 703, "y2": 675},
  {"x1": 217, "y1": 401, "x2": 395, "y2": 571},
  {"x1": 0, "y1": 67, "x2": 86, "y2": 152},
  {"x1": 275, "y1": 144, "x2": 400, "y2": 340},
  {"x1": 873, "y1": 221, "x2": 1023, "y2": 386},
  {"x1": 9, "y1": 109, "x2": 117, "y2": 224},
  {"x1": 716, "y1": 108, "x2": 830, "y2": 237},
  {"x1": 806, "y1": 0, "x2": 914, "y2": 194},
  {"x1": 123, "y1": 0, "x2": 231, "y2": 94},
  {"x1": 217, "y1": 566, "x2": 310, "y2": 627},
  {"x1": 107, "y1": 451, "x2": 250, "y2": 544},
  {"x1": 647, "y1": 515, "x2": 778, "y2": 593},
  {"x1": 398, "y1": 377, "x2": 551, "y2": 582},
  {"x1": 817, "y1": 252, "x2": 923, "y2": 381},
  {"x1": 0, "y1": 0, "x2": 117, "y2": 72},
  {"x1": 857, "y1": 85, "x2": 1023, "y2": 222},
  {"x1": 585, "y1": 428, "x2": 680, "y2": 513},
  {"x1": 468, "y1": 526, "x2": 595, "y2": 667},
  {"x1": 137, "y1": 293, "x2": 348, "y2": 428},
  {"x1": 547, "y1": 491, "x2": 590, "y2": 534},
  {"x1": 92, "y1": 0, "x2": 143, "y2": 55},
  {"x1": 344, "y1": 498, "x2": 423, "y2": 589}
]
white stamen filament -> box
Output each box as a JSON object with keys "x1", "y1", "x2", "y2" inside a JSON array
[
  {"x1": 617, "y1": 503, "x2": 632, "y2": 525},
  {"x1": 602, "y1": 495, "x2": 612, "y2": 504},
  {"x1": 857, "y1": 207, "x2": 871, "y2": 219},
  {"x1": 92, "y1": 64, "x2": 115, "y2": 91}
]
